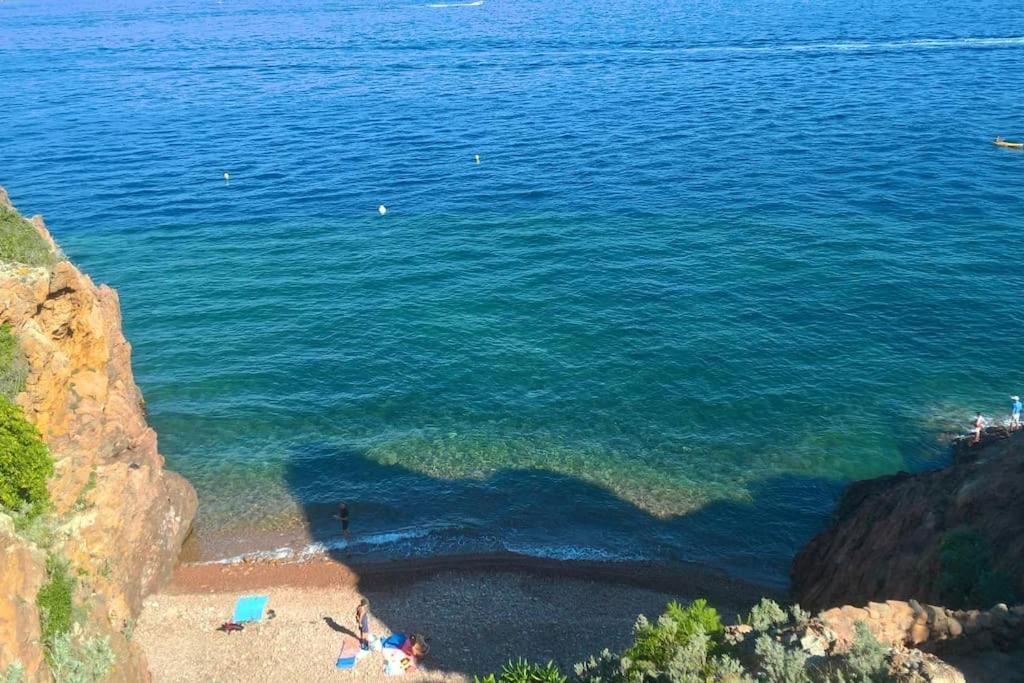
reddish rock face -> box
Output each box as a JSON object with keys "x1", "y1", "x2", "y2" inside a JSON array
[
  {"x1": 0, "y1": 188, "x2": 197, "y2": 679},
  {"x1": 791, "y1": 431, "x2": 1024, "y2": 611}
]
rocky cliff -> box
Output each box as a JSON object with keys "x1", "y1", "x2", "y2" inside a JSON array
[
  {"x1": 792, "y1": 427, "x2": 1024, "y2": 612},
  {"x1": 0, "y1": 187, "x2": 197, "y2": 681}
]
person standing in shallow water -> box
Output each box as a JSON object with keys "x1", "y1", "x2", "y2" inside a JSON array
[
  {"x1": 1010, "y1": 396, "x2": 1022, "y2": 431},
  {"x1": 339, "y1": 503, "x2": 350, "y2": 540}
]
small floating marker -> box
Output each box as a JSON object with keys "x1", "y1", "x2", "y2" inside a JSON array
[
  {"x1": 378, "y1": 204, "x2": 387, "y2": 216},
  {"x1": 474, "y1": 154, "x2": 481, "y2": 164},
  {"x1": 223, "y1": 171, "x2": 230, "y2": 183}
]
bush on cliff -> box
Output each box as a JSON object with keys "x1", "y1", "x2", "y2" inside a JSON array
[
  {"x1": 37, "y1": 556, "x2": 75, "y2": 660},
  {"x1": 0, "y1": 205, "x2": 56, "y2": 267},
  {"x1": 624, "y1": 598, "x2": 724, "y2": 674},
  {"x1": 481, "y1": 597, "x2": 912, "y2": 683},
  {"x1": 0, "y1": 396, "x2": 53, "y2": 517},
  {"x1": 938, "y1": 526, "x2": 1017, "y2": 609},
  {"x1": 48, "y1": 632, "x2": 115, "y2": 683},
  {"x1": 0, "y1": 323, "x2": 29, "y2": 400}
]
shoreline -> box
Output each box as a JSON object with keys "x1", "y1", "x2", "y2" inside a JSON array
[{"x1": 168, "y1": 550, "x2": 784, "y2": 605}]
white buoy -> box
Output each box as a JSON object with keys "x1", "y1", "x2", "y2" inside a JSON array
[
  {"x1": 474, "y1": 154, "x2": 480, "y2": 164},
  {"x1": 223, "y1": 171, "x2": 230, "y2": 183},
  {"x1": 378, "y1": 204, "x2": 387, "y2": 216}
]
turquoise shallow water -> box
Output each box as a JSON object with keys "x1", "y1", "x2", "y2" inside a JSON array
[{"x1": 3, "y1": 0, "x2": 1024, "y2": 583}]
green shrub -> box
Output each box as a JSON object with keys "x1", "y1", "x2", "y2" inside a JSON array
[
  {"x1": 0, "y1": 397, "x2": 53, "y2": 516},
  {"x1": 0, "y1": 324, "x2": 28, "y2": 401},
  {"x1": 12, "y1": 506, "x2": 59, "y2": 549},
  {"x1": 47, "y1": 632, "x2": 114, "y2": 683},
  {"x1": 840, "y1": 622, "x2": 888, "y2": 683},
  {"x1": 0, "y1": 206, "x2": 56, "y2": 267},
  {"x1": 37, "y1": 556, "x2": 74, "y2": 660},
  {"x1": 573, "y1": 649, "x2": 624, "y2": 683},
  {"x1": 474, "y1": 659, "x2": 566, "y2": 683},
  {"x1": 938, "y1": 526, "x2": 1017, "y2": 608},
  {"x1": 755, "y1": 634, "x2": 810, "y2": 683},
  {"x1": 748, "y1": 598, "x2": 789, "y2": 632},
  {"x1": 1, "y1": 661, "x2": 25, "y2": 683},
  {"x1": 626, "y1": 599, "x2": 723, "y2": 670}
]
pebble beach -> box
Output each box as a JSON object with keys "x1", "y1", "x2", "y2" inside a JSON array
[{"x1": 136, "y1": 556, "x2": 778, "y2": 682}]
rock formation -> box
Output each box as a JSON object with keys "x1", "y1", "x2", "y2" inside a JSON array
[
  {"x1": 0, "y1": 187, "x2": 197, "y2": 681},
  {"x1": 791, "y1": 426, "x2": 1024, "y2": 612}
]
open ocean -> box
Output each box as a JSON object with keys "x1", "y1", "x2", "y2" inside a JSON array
[{"x1": 3, "y1": 0, "x2": 1024, "y2": 585}]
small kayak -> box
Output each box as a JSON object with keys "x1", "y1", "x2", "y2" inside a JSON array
[{"x1": 993, "y1": 137, "x2": 1024, "y2": 149}]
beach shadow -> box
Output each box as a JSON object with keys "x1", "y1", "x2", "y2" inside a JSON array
[
  {"x1": 280, "y1": 441, "x2": 846, "y2": 676},
  {"x1": 323, "y1": 617, "x2": 358, "y2": 638}
]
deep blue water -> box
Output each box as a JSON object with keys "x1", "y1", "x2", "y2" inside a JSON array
[{"x1": 3, "y1": 0, "x2": 1024, "y2": 584}]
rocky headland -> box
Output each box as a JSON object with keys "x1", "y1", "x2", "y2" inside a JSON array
[
  {"x1": 792, "y1": 427, "x2": 1023, "y2": 612},
  {"x1": 0, "y1": 187, "x2": 197, "y2": 681}
]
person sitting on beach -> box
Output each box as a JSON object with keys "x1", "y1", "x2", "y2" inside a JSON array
[
  {"x1": 356, "y1": 598, "x2": 371, "y2": 649},
  {"x1": 973, "y1": 412, "x2": 986, "y2": 444},
  {"x1": 381, "y1": 633, "x2": 428, "y2": 675},
  {"x1": 401, "y1": 634, "x2": 427, "y2": 659},
  {"x1": 1010, "y1": 396, "x2": 1022, "y2": 431}
]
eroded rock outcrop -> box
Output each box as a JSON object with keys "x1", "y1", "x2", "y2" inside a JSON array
[
  {"x1": 791, "y1": 428, "x2": 1024, "y2": 612},
  {"x1": 0, "y1": 188, "x2": 197, "y2": 680}
]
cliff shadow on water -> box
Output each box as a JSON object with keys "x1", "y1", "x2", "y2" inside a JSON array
[{"x1": 282, "y1": 442, "x2": 843, "y2": 674}]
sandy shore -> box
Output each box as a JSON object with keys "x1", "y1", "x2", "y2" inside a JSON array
[{"x1": 136, "y1": 554, "x2": 780, "y2": 682}]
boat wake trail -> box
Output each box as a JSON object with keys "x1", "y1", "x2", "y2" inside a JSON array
[
  {"x1": 425, "y1": 0, "x2": 483, "y2": 7},
  {"x1": 637, "y1": 35, "x2": 1024, "y2": 57}
]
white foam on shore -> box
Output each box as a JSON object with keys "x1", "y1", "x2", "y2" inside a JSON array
[
  {"x1": 502, "y1": 542, "x2": 645, "y2": 562},
  {"x1": 200, "y1": 528, "x2": 436, "y2": 565},
  {"x1": 199, "y1": 529, "x2": 648, "y2": 566}
]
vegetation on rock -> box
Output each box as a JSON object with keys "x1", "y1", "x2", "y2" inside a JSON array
[
  {"x1": 47, "y1": 631, "x2": 115, "y2": 683},
  {"x1": 37, "y1": 556, "x2": 75, "y2": 661},
  {"x1": 1, "y1": 662, "x2": 25, "y2": 683},
  {"x1": 0, "y1": 205, "x2": 56, "y2": 267},
  {"x1": 938, "y1": 526, "x2": 1017, "y2": 609},
  {"x1": 478, "y1": 597, "x2": 919, "y2": 683},
  {"x1": 0, "y1": 324, "x2": 28, "y2": 400},
  {"x1": 0, "y1": 396, "x2": 53, "y2": 517}
]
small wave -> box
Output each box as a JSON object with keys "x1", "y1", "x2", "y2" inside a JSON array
[
  {"x1": 425, "y1": 0, "x2": 483, "y2": 7},
  {"x1": 503, "y1": 542, "x2": 646, "y2": 562},
  {"x1": 202, "y1": 528, "x2": 436, "y2": 565}
]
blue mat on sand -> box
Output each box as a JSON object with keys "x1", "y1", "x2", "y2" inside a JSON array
[{"x1": 232, "y1": 595, "x2": 269, "y2": 623}]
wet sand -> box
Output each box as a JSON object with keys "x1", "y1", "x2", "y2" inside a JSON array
[{"x1": 136, "y1": 554, "x2": 780, "y2": 682}]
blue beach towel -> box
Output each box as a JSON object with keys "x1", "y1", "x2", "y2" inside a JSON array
[{"x1": 232, "y1": 595, "x2": 269, "y2": 623}]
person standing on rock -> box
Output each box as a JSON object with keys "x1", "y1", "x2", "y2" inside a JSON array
[
  {"x1": 973, "y1": 412, "x2": 986, "y2": 444},
  {"x1": 1010, "y1": 396, "x2": 1022, "y2": 431}
]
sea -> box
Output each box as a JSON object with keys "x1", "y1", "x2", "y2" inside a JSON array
[{"x1": 2, "y1": 0, "x2": 1023, "y2": 586}]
